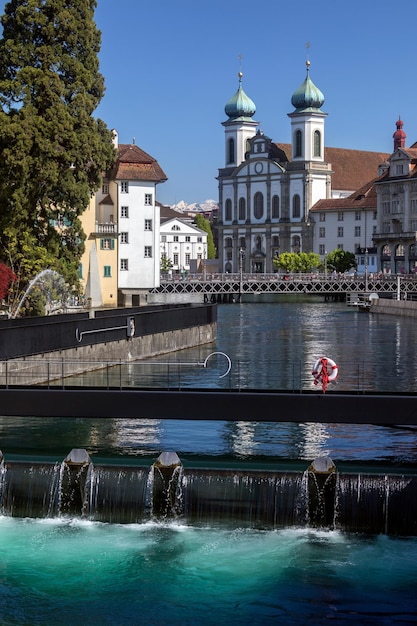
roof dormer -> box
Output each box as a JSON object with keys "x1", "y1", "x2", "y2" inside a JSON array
[{"x1": 389, "y1": 149, "x2": 411, "y2": 178}]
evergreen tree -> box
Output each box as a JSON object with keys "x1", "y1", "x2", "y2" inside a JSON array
[
  {"x1": 0, "y1": 0, "x2": 115, "y2": 297},
  {"x1": 194, "y1": 214, "x2": 216, "y2": 259}
]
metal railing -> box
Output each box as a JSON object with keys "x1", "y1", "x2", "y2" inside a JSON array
[{"x1": 0, "y1": 355, "x2": 412, "y2": 394}]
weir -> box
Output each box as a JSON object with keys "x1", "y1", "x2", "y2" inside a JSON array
[{"x1": 1, "y1": 449, "x2": 416, "y2": 535}]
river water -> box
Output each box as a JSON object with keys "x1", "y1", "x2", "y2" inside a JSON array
[{"x1": 1, "y1": 300, "x2": 417, "y2": 624}]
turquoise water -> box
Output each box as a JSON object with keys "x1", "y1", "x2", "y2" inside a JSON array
[
  {"x1": 2, "y1": 302, "x2": 417, "y2": 623},
  {"x1": 1, "y1": 518, "x2": 416, "y2": 625}
]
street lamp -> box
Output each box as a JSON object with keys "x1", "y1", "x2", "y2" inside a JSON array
[
  {"x1": 365, "y1": 247, "x2": 368, "y2": 293},
  {"x1": 324, "y1": 251, "x2": 328, "y2": 277}
]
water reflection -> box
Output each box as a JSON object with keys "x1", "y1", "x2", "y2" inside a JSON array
[{"x1": 3, "y1": 302, "x2": 417, "y2": 464}]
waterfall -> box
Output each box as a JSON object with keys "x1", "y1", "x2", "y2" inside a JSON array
[
  {"x1": 182, "y1": 470, "x2": 307, "y2": 528},
  {"x1": 1, "y1": 462, "x2": 61, "y2": 518},
  {"x1": 0, "y1": 452, "x2": 416, "y2": 535},
  {"x1": 87, "y1": 466, "x2": 150, "y2": 523},
  {"x1": 335, "y1": 473, "x2": 417, "y2": 535}
]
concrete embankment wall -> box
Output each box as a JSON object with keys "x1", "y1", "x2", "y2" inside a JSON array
[
  {"x1": 0, "y1": 304, "x2": 216, "y2": 385},
  {"x1": 371, "y1": 298, "x2": 417, "y2": 319}
]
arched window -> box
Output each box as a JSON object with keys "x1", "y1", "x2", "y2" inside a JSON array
[
  {"x1": 256, "y1": 236, "x2": 262, "y2": 251},
  {"x1": 292, "y1": 235, "x2": 301, "y2": 253},
  {"x1": 272, "y1": 235, "x2": 279, "y2": 248},
  {"x1": 292, "y1": 194, "x2": 301, "y2": 218},
  {"x1": 227, "y1": 138, "x2": 235, "y2": 164},
  {"x1": 396, "y1": 244, "x2": 405, "y2": 256},
  {"x1": 225, "y1": 237, "x2": 233, "y2": 248},
  {"x1": 253, "y1": 192, "x2": 264, "y2": 219},
  {"x1": 239, "y1": 237, "x2": 246, "y2": 248},
  {"x1": 294, "y1": 130, "x2": 302, "y2": 157},
  {"x1": 272, "y1": 195, "x2": 279, "y2": 219},
  {"x1": 313, "y1": 130, "x2": 321, "y2": 157},
  {"x1": 238, "y1": 197, "x2": 246, "y2": 221},
  {"x1": 171, "y1": 225, "x2": 180, "y2": 231},
  {"x1": 382, "y1": 245, "x2": 391, "y2": 256},
  {"x1": 225, "y1": 198, "x2": 232, "y2": 221}
]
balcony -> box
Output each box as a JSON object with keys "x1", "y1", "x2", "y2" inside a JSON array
[
  {"x1": 373, "y1": 231, "x2": 417, "y2": 243},
  {"x1": 94, "y1": 222, "x2": 118, "y2": 236}
]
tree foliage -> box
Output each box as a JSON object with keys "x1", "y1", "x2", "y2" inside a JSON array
[
  {"x1": 0, "y1": 261, "x2": 15, "y2": 300},
  {"x1": 194, "y1": 214, "x2": 216, "y2": 259},
  {"x1": 160, "y1": 254, "x2": 173, "y2": 272},
  {"x1": 273, "y1": 252, "x2": 321, "y2": 273},
  {"x1": 325, "y1": 249, "x2": 356, "y2": 273},
  {"x1": 0, "y1": 0, "x2": 115, "y2": 306}
]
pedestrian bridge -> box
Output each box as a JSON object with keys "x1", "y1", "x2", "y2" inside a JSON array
[{"x1": 152, "y1": 273, "x2": 417, "y2": 301}]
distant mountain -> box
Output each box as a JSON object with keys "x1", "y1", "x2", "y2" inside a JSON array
[{"x1": 170, "y1": 199, "x2": 218, "y2": 213}]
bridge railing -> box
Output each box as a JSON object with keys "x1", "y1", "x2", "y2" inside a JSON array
[
  {"x1": 160, "y1": 272, "x2": 417, "y2": 282},
  {"x1": 0, "y1": 356, "x2": 414, "y2": 394}
]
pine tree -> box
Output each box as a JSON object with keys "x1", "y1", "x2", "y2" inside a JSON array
[
  {"x1": 0, "y1": 0, "x2": 115, "y2": 295},
  {"x1": 194, "y1": 214, "x2": 216, "y2": 259}
]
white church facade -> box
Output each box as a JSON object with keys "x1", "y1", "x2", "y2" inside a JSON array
[{"x1": 217, "y1": 62, "x2": 388, "y2": 273}]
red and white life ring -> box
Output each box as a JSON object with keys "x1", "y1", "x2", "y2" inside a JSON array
[{"x1": 312, "y1": 357, "x2": 338, "y2": 382}]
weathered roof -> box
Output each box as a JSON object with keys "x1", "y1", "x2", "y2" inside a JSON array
[
  {"x1": 112, "y1": 144, "x2": 167, "y2": 182},
  {"x1": 275, "y1": 143, "x2": 389, "y2": 192},
  {"x1": 159, "y1": 204, "x2": 185, "y2": 222},
  {"x1": 311, "y1": 178, "x2": 378, "y2": 212},
  {"x1": 99, "y1": 194, "x2": 114, "y2": 206}
]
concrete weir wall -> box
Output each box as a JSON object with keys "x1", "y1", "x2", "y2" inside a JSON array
[
  {"x1": 371, "y1": 299, "x2": 417, "y2": 318},
  {"x1": 0, "y1": 304, "x2": 216, "y2": 385}
]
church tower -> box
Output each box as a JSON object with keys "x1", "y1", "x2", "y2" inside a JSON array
[
  {"x1": 222, "y1": 72, "x2": 258, "y2": 167},
  {"x1": 288, "y1": 59, "x2": 326, "y2": 163}
]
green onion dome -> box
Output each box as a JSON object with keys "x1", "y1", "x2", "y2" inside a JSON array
[
  {"x1": 291, "y1": 61, "x2": 325, "y2": 111},
  {"x1": 225, "y1": 72, "x2": 256, "y2": 120}
]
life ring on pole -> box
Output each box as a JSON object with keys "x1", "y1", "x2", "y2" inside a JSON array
[{"x1": 312, "y1": 356, "x2": 338, "y2": 393}]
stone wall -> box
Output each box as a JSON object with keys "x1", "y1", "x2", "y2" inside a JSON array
[
  {"x1": 1, "y1": 322, "x2": 216, "y2": 386},
  {"x1": 371, "y1": 298, "x2": 417, "y2": 319}
]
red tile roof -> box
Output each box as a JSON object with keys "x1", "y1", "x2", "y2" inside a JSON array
[
  {"x1": 275, "y1": 143, "x2": 389, "y2": 192},
  {"x1": 112, "y1": 144, "x2": 167, "y2": 182},
  {"x1": 310, "y1": 178, "x2": 378, "y2": 212}
]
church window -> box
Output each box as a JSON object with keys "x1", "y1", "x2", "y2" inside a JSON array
[
  {"x1": 225, "y1": 237, "x2": 233, "y2": 248},
  {"x1": 238, "y1": 197, "x2": 246, "y2": 220},
  {"x1": 294, "y1": 130, "x2": 302, "y2": 157},
  {"x1": 272, "y1": 195, "x2": 279, "y2": 219},
  {"x1": 254, "y1": 192, "x2": 264, "y2": 219},
  {"x1": 239, "y1": 237, "x2": 246, "y2": 248},
  {"x1": 292, "y1": 194, "x2": 301, "y2": 218},
  {"x1": 272, "y1": 235, "x2": 279, "y2": 247},
  {"x1": 313, "y1": 130, "x2": 321, "y2": 157},
  {"x1": 228, "y1": 138, "x2": 235, "y2": 164},
  {"x1": 292, "y1": 236, "x2": 300, "y2": 253},
  {"x1": 225, "y1": 199, "x2": 232, "y2": 221},
  {"x1": 256, "y1": 236, "x2": 262, "y2": 250}
]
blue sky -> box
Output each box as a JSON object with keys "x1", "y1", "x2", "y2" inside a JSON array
[
  {"x1": 96, "y1": 1, "x2": 415, "y2": 205},
  {"x1": 96, "y1": 0, "x2": 417, "y2": 204}
]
